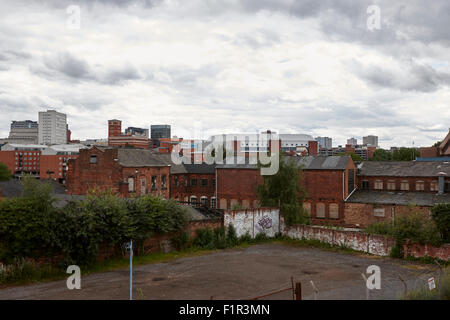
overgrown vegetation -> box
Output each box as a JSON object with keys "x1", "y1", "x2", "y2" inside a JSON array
[
  {"x1": 257, "y1": 154, "x2": 310, "y2": 226},
  {"x1": 364, "y1": 205, "x2": 445, "y2": 258},
  {"x1": 431, "y1": 204, "x2": 450, "y2": 243},
  {"x1": 405, "y1": 267, "x2": 450, "y2": 300},
  {"x1": 0, "y1": 162, "x2": 12, "y2": 181},
  {"x1": 0, "y1": 176, "x2": 188, "y2": 267}
]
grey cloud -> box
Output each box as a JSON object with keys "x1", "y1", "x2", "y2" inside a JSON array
[
  {"x1": 354, "y1": 59, "x2": 450, "y2": 92},
  {"x1": 44, "y1": 52, "x2": 92, "y2": 80}
]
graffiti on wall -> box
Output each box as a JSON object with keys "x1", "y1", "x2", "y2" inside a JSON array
[{"x1": 255, "y1": 215, "x2": 273, "y2": 233}]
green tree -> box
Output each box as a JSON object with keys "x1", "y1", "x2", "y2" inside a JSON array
[
  {"x1": 257, "y1": 154, "x2": 309, "y2": 226},
  {"x1": 392, "y1": 148, "x2": 420, "y2": 161},
  {"x1": 370, "y1": 149, "x2": 392, "y2": 161},
  {"x1": 431, "y1": 204, "x2": 450, "y2": 242},
  {"x1": 0, "y1": 162, "x2": 12, "y2": 181}
]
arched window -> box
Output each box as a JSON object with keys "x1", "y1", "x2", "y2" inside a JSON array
[
  {"x1": 400, "y1": 180, "x2": 409, "y2": 191},
  {"x1": 200, "y1": 196, "x2": 208, "y2": 207},
  {"x1": 303, "y1": 202, "x2": 311, "y2": 216},
  {"x1": 374, "y1": 180, "x2": 383, "y2": 190},
  {"x1": 190, "y1": 196, "x2": 197, "y2": 205},
  {"x1": 415, "y1": 181, "x2": 424, "y2": 191}
]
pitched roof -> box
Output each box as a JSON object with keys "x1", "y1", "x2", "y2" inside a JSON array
[
  {"x1": 0, "y1": 179, "x2": 66, "y2": 198},
  {"x1": 152, "y1": 153, "x2": 216, "y2": 173},
  {"x1": 346, "y1": 190, "x2": 450, "y2": 207},
  {"x1": 117, "y1": 149, "x2": 170, "y2": 167},
  {"x1": 357, "y1": 161, "x2": 450, "y2": 177},
  {"x1": 216, "y1": 155, "x2": 351, "y2": 170},
  {"x1": 294, "y1": 155, "x2": 351, "y2": 170}
]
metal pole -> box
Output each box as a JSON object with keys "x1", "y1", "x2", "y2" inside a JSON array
[
  {"x1": 130, "y1": 240, "x2": 133, "y2": 301},
  {"x1": 295, "y1": 282, "x2": 302, "y2": 300}
]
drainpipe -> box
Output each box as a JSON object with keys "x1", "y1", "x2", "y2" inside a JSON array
[
  {"x1": 437, "y1": 172, "x2": 446, "y2": 195},
  {"x1": 342, "y1": 171, "x2": 345, "y2": 200}
]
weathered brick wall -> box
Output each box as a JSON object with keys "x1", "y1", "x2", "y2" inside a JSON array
[
  {"x1": 282, "y1": 220, "x2": 449, "y2": 260},
  {"x1": 224, "y1": 208, "x2": 280, "y2": 238},
  {"x1": 344, "y1": 202, "x2": 431, "y2": 228},
  {"x1": 170, "y1": 173, "x2": 215, "y2": 205}
]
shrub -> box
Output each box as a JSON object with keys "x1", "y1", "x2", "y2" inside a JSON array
[
  {"x1": 239, "y1": 232, "x2": 253, "y2": 243},
  {"x1": 193, "y1": 228, "x2": 215, "y2": 248},
  {"x1": 213, "y1": 226, "x2": 227, "y2": 249},
  {"x1": 171, "y1": 231, "x2": 190, "y2": 251},
  {"x1": 254, "y1": 232, "x2": 269, "y2": 242},
  {"x1": 431, "y1": 204, "x2": 450, "y2": 243},
  {"x1": 226, "y1": 224, "x2": 238, "y2": 246}
]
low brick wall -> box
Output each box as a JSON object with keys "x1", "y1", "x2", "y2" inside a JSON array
[{"x1": 282, "y1": 222, "x2": 450, "y2": 260}]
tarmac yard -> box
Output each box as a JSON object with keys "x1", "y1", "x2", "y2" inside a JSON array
[{"x1": 0, "y1": 243, "x2": 438, "y2": 300}]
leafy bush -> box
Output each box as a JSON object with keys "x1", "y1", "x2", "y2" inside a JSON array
[
  {"x1": 239, "y1": 232, "x2": 253, "y2": 243},
  {"x1": 254, "y1": 232, "x2": 269, "y2": 242},
  {"x1": 213, "y1": 226, "x2": 227, "y2": 249},
  {"x1": 171, "y1": 231, "x2": 190, "y2": 251},
  {"x1": 0, "y1": 258, "x2": 61, "y2": 284},
  {"x1": 193, "y1": 228, "x2": 215, "y2": 249},
  {"x1": 431, "y1": 204, "x2": 450, "y2": 243},
  {"x1": 226, "y1": 224, "x2": 238, "y2": 246}
]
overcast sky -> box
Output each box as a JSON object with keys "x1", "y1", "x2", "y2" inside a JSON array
[{"x1": 0, "y1": 0, "x2": 449, "y2": 148}]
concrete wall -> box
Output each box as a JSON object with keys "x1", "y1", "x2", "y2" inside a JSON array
[{"x1": 224, "y1": 208, "x2": 280, "y2": 238}]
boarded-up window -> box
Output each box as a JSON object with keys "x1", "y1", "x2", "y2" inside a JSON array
[
  {"x1": 387, "y1": 180, "x2": 396, "y2": 190},
  {"x1": 374, "y1": 207, "x2": 385, "y2": 217},
  {"x1": 374, "y1": 180, "x2": 383, "y2": 190},
  {"x1": 128, "y1": 177, "x2": 134, "y2": 192},
  {"x1": 416, "y1": 181, "x2": 424, "y2": 191},
  {"x1": 316, "y1": 203, "x2": 325, "y2": 218},
  {"x1": 400, "y1": 180, "x2": 409, "y2": 191},
  {"x1": 220, "y1": 199, "x2": 227, "y2": 209},
  {"x1": 430, "y1": 180, "x2": 439, "y2": 191},
  {"x1": 253, "y1": 200, "x2": 260, "y2": 208},
  {"x1": 303, "y1": 202, "x2": 311, "y2": 216},
  {"x1": 329, "y1": 203, "x2": 339, "y2": 219},
  {"x1": 230, "y1": 199, "x2": 238, "y2": 209},
  {"x1": 242, "y1": 199, "x2": 250, "y2": 209}
]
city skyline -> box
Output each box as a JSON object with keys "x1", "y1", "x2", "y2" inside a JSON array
[{"x1": 1, "y1": 0, "x2": 449, "y2": 148}]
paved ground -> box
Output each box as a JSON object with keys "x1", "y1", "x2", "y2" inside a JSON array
[{"x1": 0, "y1": 243, "x2": 439, "y2": 300}]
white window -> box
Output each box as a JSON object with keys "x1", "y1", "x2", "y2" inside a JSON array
[
  {"x1": 374, "y1": 180, "x2": 383, "y2": 190},
  {"x1": 400, "y1": 180, "x2": 409, "y2": 191},
  {"x1": 211, "y1": 197, "x2": 216, "y2": 209},
  {"x1": 374, "y1": 208, "x2": 385, "y2": 217},
  {"x1": 430, "y1": 180, "x2": 439, "y2": 191},
  {"x1": 416, "y1": 181, "x2": 424, "y2": 191}
]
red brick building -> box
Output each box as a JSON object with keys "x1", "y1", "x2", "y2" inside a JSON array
[
  {"x1": 107, "y1": 119, "x2": 150, "y2": 149},
  {"x1": 216, "y1": 155, "x2": 356, "y2": 225},
  {"x1": 344, "y1": 161, "x2": 450, "y2": 227},
  {"x1": 66, "y1": 147, "x2": 170, "y2": 198},
  {"x1": 419, "y1": 129, "x2": 450, "y2": 158}
]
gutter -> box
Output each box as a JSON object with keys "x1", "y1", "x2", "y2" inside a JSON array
[{"x1": 344, "y1": 186, "x2": 357, "y2": 202}]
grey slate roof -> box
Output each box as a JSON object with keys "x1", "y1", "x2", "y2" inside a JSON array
[
  {"x1": 153, "y1": 153, "x2": 216, "y2": 174},
  {"x1": 294, "y1": 155, "x2": 351, "y2": 170},
  {"x1": 0, "y1": 179, "x2": 66, "y2": 198},
  {"x1": 346, "y1": 190, "x2": 450, "y2": 206},
  {"x1": 117, "y1": 149, "x2": 170, "y2": 167},
  {"x1": 216, "y1": 155, "x2": 351, "y2": 170},
  {"x1": 357, "y1": 161, "x2": 450, "y2": 177}
]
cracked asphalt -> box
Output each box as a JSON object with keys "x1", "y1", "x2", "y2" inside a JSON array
[{"x1": 0, "y1": 243, "x2": 439, "y2": 300}]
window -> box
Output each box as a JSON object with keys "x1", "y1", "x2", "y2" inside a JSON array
[
  {"x1": 90, "y1": 155, "x2": 98, "y2": 164},
  {"x1": 430, "y1": 180, "x2": 439, "y2": 191},
  {"x1": 174, "y1": 176, "x2": 179, "y2": 188},
  {"x1": 303, "y1": 202, "x2": 311, "y2": 216},
  {"x1": 212, "y1": 179, "x2": 216, "y2": 187},
  {"x1": 190, "y1": 196, "x2": 197, "y2": 205},
  {"x1": 211, "y1": 197, "x2": 216, "y2": 209},
  {"x1": 387, "y1": 180, "x2": 396, "y2": 190},
  {"x1": 128, "y1": 177, "x2": 134, "y2": 192},
  {"x1": 201, "y1": 179, "x2": 208, "y2": 187},
  {"x1": 140, "y1": 178, "x2": 146, "y2": 194},
  {"x1": 200, "y1": 196, "x2": 208, "y2": 207},
  {"x1": 220, "y1": 198, "x2": 227, "y2": 209},
  {"x1": 191, "y1": 179, "x2": 197, "y2": 186},
  {"x1": 162, "y1": 175, "x2": 167, "y2": 189},
  {"x1": 374, "y1": 180, "x2": 383, "y2": 190},
  {"x1": 415, "y1": 181, "x2": 424, "y2": 191},
  {"x1": 329, "y1": 203, "x2": 339, "y2": 219},
  {"x1": 316, "y1": 203, "x2": 325, "y2": 218},
  {"x1": 374, "y1": 207, "x2": 385, "y2": 217},
  {"x1": 400, "y1": 180, "x2": 409, "y2": 191},
  {"x1": 184, "y1": 175, "x2": 188, "y2": 187},
  {"x1": 151, "y1": 176, "x2": 157, "y2": 190}
]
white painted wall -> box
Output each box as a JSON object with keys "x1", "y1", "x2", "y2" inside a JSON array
[{"x1": 224, "y1": 208, "x2": 280, "y2": 238}]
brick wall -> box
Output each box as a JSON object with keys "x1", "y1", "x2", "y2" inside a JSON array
[
  {"x1": 224, "y1": 208, "x2": 280, "y2": 238},
  {"x1": 344, "y1": 202, "x2": 431, "y2": 228},
  {"x1": 170, "y1": 173, "x2": 215, "y2": 206}
]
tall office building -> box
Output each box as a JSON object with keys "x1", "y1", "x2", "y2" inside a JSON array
[
  {"x1": 363, "y1": 135, "x2": 378, "y2": 147},
  {"x1": 8, "y1": 120, "x2": 39, "y2": 144},
  {"x1": 316, "y1": 136, "x2": 332, "y2": 149},
  {"x1": 38, "y1": 110, "x2": 68, "y2": 145},
  {"x1": 347, "y1": 137, "x2": 357, "y2": 146},
  {"x1": 151, "y1": 125, "x2": 171, "y2": 140}
]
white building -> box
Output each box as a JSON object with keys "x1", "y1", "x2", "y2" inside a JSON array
[
  {"x1": 38, "y1": 110, "x2": 68, "y2": 145},
  {"x1": 363, "y1": 135, "x2": 378, "y2": 147}
]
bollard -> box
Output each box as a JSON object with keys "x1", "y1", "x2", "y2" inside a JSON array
[{"x1": 295, "y1": 282, "x2": 302, "y2": 300}]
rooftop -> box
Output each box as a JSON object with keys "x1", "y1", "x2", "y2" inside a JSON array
[
  {"x1": 357, "y1": 161, "x2": 450, "y2": 177},
  {"x1": 346, "y1": 189, "x2": 450, "y2": 207}
]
